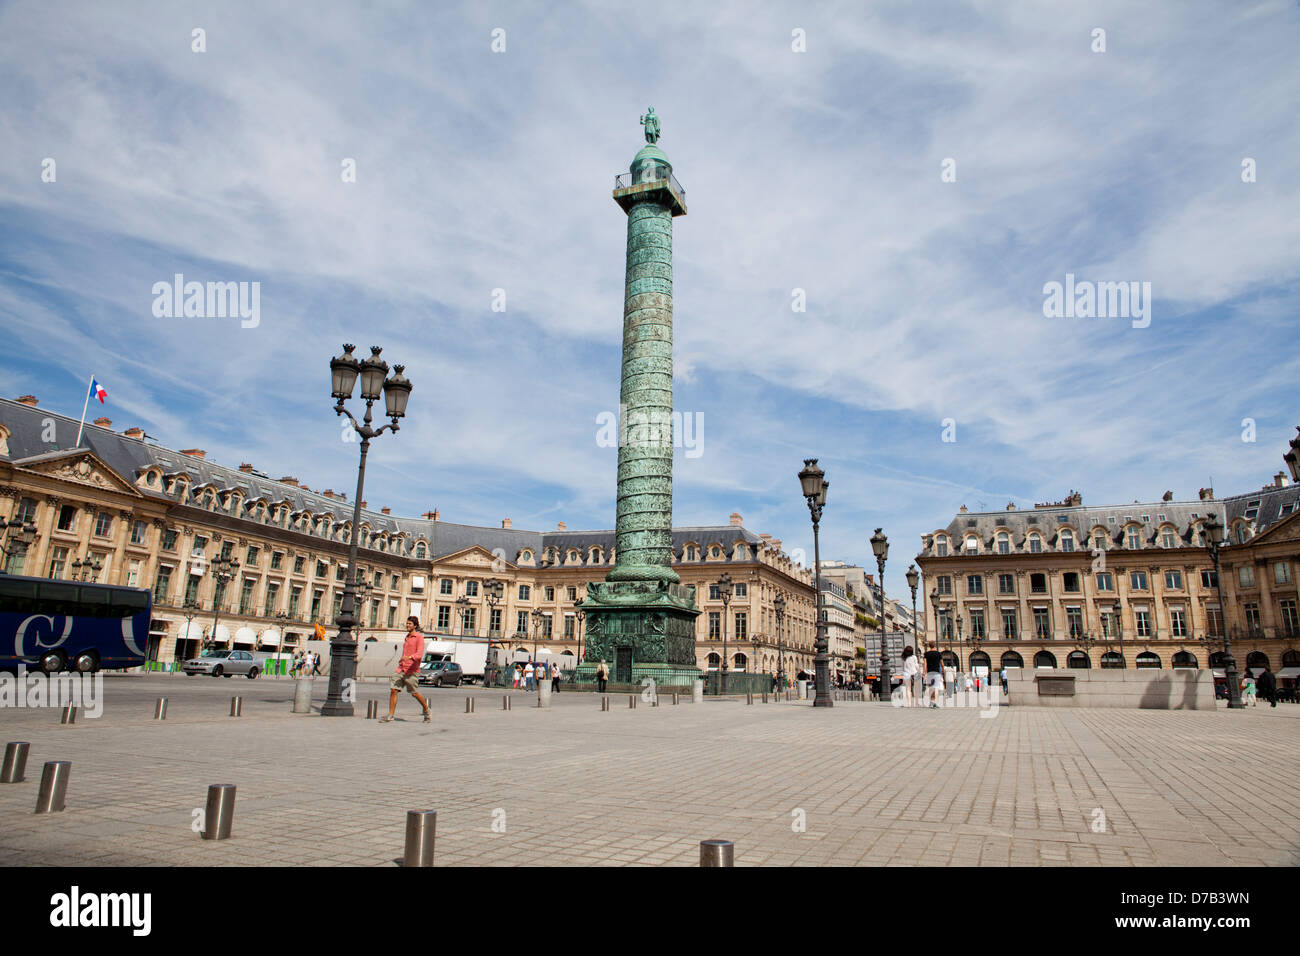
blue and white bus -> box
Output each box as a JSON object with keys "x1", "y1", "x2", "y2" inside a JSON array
[{"x1": 0, "y1": 574, "x2": 151, "y2": 673}]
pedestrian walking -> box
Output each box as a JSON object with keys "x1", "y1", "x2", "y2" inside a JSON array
[
  {"x1": 923, "y1": 645, "x2": 944, "y2": 708},
  {"x1": 312, "y1": 651, "x2": 322, "y2": 676},
  {"x1": 524, "y1": 660, "x2": 535, "y2": 692},
  {"x1": 512, "y1": 663, "x2": 522, "y2": 689},
  {"x1": 380, "y1": 616, "x2": 431, "y2": 723},
  {"x1": 943, "y1": 662, "x2": 955, "y2": 701},
  {"x1": 1257, "y1": 667, "x2": 1278, "y2": 708},
  {"x1": 901, "y1": 646, "x2": 919, "y2": 707},
  {"x1": 1000, "y1": 666, "x2": 1008, "y2": 694},
  {"x1": 551, "y1": 660, "x2": 560, "y2": 693},
  {"x1": 1241, "y1": 674, "x2": 1257, "y2": 706},
  {"x1": 596, "y1": 658, "x2": 609, "y2": 693}
]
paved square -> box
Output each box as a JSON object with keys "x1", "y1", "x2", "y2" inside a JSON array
[{"x1": 0, "y1": 676, "x2": 1297, "y2": 866}]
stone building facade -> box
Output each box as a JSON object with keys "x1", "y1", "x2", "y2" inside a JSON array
[
  {"x1": 0, "y1": 396, "x2": 816, "y2": 676},
  {"x1": 916, "y1": 446, "x2": 1300, "y2": 680}
]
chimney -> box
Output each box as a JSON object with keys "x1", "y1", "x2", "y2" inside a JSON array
[
  {"x1": 322, "y1": 490, "x2": 334, "y2": 499},
  {"x1": 433, "y1": 509, "x2": 438, "y2": 521},
  {"x1": 770, "y1": 538, "x2": 781, "y2": 551},
  {"x1": 959, "y1": 505, "x2": 968, "y2": 514},
  {"x1": 421, "y1": 511, "x2": 437, "y2": 520},
  {"x1": 502, "y1": 518, "x2": 512, "y2": 529},
  {"x1": 1276, "y1": 471, "x2": 1290, "y2": 488},
  {"x1": 557, "y1": 521, "x2": 566, "y2": 531},
  {"x1": 729, "y1": 512, "x2": 743, "y2": 527},
  {"x1": 124, "y1": 427, "x2": 145, "y2": 440},
  {"x1": 93, "y1": 416, "x2": 112, "y2": 428},
  {"x1": 15, "y1": 395, "x2": 37, "y2": 407},
  {"x1": 279, "y1": 476, "x2": 299, "y2": 487},
  {"x1": 381, "y1": 506, "x2": 391, "y2": 515},
  {"x1": 180, "y1": 448, "x2": 206, "y2": 460},
  {"x1": 238, "y1": 463, "x2": 254, "y2": 473},
  {"x1": 1006, "y1": 502, "x2": 1016, "y2": 511},
  {"x1": 1198, "y1": 487, "x2": 1214, "y2": 500}
]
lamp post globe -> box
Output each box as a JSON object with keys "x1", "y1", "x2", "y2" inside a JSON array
[
  {"x1": 798, "y1": 459, "x2": 833, "y2": 708},
  {"x1": 870, "y1": 528, "x2": 889, "y2": 700},
  {"x1": 774, "y1": 591, "x2": 786, "y2": 693}
]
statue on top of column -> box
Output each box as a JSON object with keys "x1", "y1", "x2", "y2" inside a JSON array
[{"x1": 640, "y1": 107, "x2": 660, "y2": 144}]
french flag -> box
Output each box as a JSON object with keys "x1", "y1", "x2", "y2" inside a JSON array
[{"x1": 91, "y1": 378, "x2": 107, "y2": 403}]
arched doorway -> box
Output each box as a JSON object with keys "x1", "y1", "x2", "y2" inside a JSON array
[
  {"x1": 1171, "y1": 651, "x2": 1196, "y2": 668},
  {"x1": 1100, "y1": 651, "x2": 1125, "y2": 669},
  {"x1": 1000, "y1": 651, "x2": 1024, "y2": 669},
  {"x1": 1246, "y1": 651, "x2": 1269, "y2": 673},
  {"x1": 1034, "y1": 650, "x2": 1057, "y2": 669},
  {"x1": 1137, "y1": 651, "x2": 1162, "y2": 668},
  {"x1": 1066, "y1": 650, "x2": 1091, "y2": 669},
  {"x1": 969, "y1": 651, "x2": 991, "y2": 678},
  {"x1": 733, "y1": 653, "x2": 748, "y2": 672},
  {"x1": 941, "y1": 650, "x2": 961, "y2": 668},
  {"x1": 706, "y1": 653, "x2": 721, "y2": 672}
]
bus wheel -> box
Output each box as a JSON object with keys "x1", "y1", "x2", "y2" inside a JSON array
[
  {"x1": 39, "y1": 651, "x2": 66, "y2": 674},
  {"x1": 73, "y1": 652, "x2": 99, "y2": 674}
]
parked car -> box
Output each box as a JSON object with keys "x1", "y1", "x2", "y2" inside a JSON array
[
  {"x1": 183, "y1": 649, "x2": 260, "y2": 678},
  {"x1": 418, "y1": 660, "x2": 463, "y2": 687}
]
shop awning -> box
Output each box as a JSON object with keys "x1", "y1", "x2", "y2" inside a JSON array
[
  {"x1": 233, "y1": 626, "x2": 257, "y2": 646},
  {"x1": 260, "y1": 627, "x2": 281, "y2": 647},
  {"x1": 1277, "y1": 667, "x2": 1300, "y2": 679}
]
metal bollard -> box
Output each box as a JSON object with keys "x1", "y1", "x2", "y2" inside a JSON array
[
  {"x1": 403, "y1": 809, "x2": 436, "y2": 867},
  {"x1": 2, "y1": 742, "x2": 30, "y2": 783},
  {"x1": 60, "y1": 704, "x2": 76, "y2": 725},
  {"x1": 672, "y1": 693, "x2": 679, "y2": 705},
  {"x1": 762, "y1": 691, "x2": 768, "y2": 703},
  {"x1": 465, "y1": 696, "x2": 475, "y2": 713},
  {"x1": 202, "y1": 784, "x2": 236, "y2": 840},
  {"x1": 629, "y1": 694, "x2": 636, "y2": 709},
  {"x1": 746, "y1": 692, "x2": 753, "y2": 705},
  {"x1": 367, "y1": 700, "x2": 378, "y2": 719},
  {"x1": 229, "y1": 696, "x2": 242, "y2": 717},
  {"x1": 699, "y1": 839, "x2": 734, "y2": 867},
  {"x1": 503, "y1": 695, "x2": 511, "y2": 711},
  {"x1": 154, "y1": 697, "x2": 168, "y2": 720},
  {"x1": 291, "y1": 677, "x2": 313, "y2": 714},
  {"x1": 34, "y1": 761, "x2": 71, "y2": 814}
]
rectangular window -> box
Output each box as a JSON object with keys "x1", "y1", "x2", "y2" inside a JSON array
[
  {"x1": 1063, "y1": 572, "x2": 1080, "y2": 593},
  {"x1": 1135, "y1": 610, "x2": 1151, "y2": 637},
  {"x1": 544, "y1": 586, "x2": 555, "y2": 602},
  {"x1": 1031, "y1": 573, "x2": 1047, "y2": 594},
  {"x1": 708, "y1": 611, "x2": 721, "y2": 639},
  {"x1": 332, "y1": 592, "x2": 344, "y2": 620},
  {"x1": 1066, "y1": 607, "x2": 1083, "y2": 638},
  {"x1": 1200, "y1": 570, "x2": 1218, "y2": 589},
  {"x1": 1275, "y1": 562, "x2": 1292, "y2": 585},
  {"x1": 240, "y1": 579, "x2": 255, "y2": 615},
  {"x1": 316, "y1": 561, "x2": 328, "y2": 578},
  {"x1": 125, "y1": 560, "x2": 141, "y2": 587},
  {"x1": 153, "y1": 566, "x2": 173, "y2": 605},
  {"x1": 516, "y1": 611, "x2": 529, "y2": 634},
  {"x1": 709, "y1": 584, "x2": 721, "y2": 600},
  {"x1": 1170, "y1": 608, "x2": 1187, "y2": 637},
  {"x1": 388, "y1": 603, "x2": 397, "y2": 628},
  {"x1": 1244, "y1": 603, "x2": 1260, "y2": 635},
  {"x1": 566, "y1": 586, "x2": 577, "y2": 601},
  {"x1": 1280, "y1": 600, "x2": 1298, "y2": 636},
  {"x1": 937, "y1": 609, "x2": 953, "y2": 640},
  {"x1": 294, "y1": 556, "x2": 305, "y2": 574},
  {"x1": 288, "y1": 587, "x2": 301, "y2": 617},
  {"x1": 490, "y1": 608, "x2": 502, "y2": 635},
  {"x1": 966, "y1": 575, "x2": 983, "y2": 595},
  {"x1": 734, "y1": 612, "x2": 748, "y2": 640},
  {"x1": 1100, "y1": 610, "x2": 1116, "y2": 638},
  {"x1": 1206, "y1": 607, "x2": 1223, "y2": 637},
  {"x1": 734, "y1": 583, "x2": 748, "y2": 598},
  {"x1": 1096, "y1": 572, "x2": 1113, "y2": 591},
  {"x1": 335, "y1": 564, "x2": 346, "y2": 582},
  {"x1": 56, "y1": 505, "x2": 77, "y2": 531},
  {"x1": 270, "y1": 551, "x2": 283, "y2": 570},
  {"x1": 48, "y1": 546, "x2": 68, "y2": 579},
  {"x1": 370, "y1": 600, "x2": 379, "y2": 628},
  {"x1": 540, "y1": 614, "x2": 551, "y2": 638},
  {"x1": 437, "y1": 605, "x2": 450, "y2": 630},
  {"x1": 462, "y1": 608, "x2": 476, "y2": 634},
  {"x1": 246, "y1": 546, "x2": 259, "y2": 566},
  {"x1": 1033, "y1": 607, "x2": 1051, "y2": 639},
  {"x1": 311, "y1": 590, "x2": 323, "y2": 620},
  {"x1": 1164, "y1": 570, "x2": 1182, "y2": 589},
  {"x1": 93, "y1": 512, "x2": 112, "y2": 537},
  {"x1": 563, "y1": 616, "x2": 575, "y2": 639},
  {"x1": 936, "y1": 576, "x2": 952, "y2": 596},
  {"x1": 1001, "y1": 608, "x2": 1016, "y2": 638},
  {"x1": 374, "y1": 570, "x2": 383, "y2": 588},
  {"x1": 998, "y1": 574, "x2": 1015, "y2": 595},
  {"x1": 969, "y1": 608, "x2": 985, "y2": 638},
  {"x1": 1130, "y1": 571, "x2": 1148, "y2": 590},
  {"x1": 1127, "y1": 528, "x2": 1140, "y2": 549},
  {"x1": 130, "y1": 520, "x2": 147, "y2": 545},
  {"x1": 518, "y1": 585, "x2": 531, "y2": 601},
  {"x1": 440, "y1": 578, "x2": 454, "y2": 595},
  {"x1": 265, "y1": 582, "x2": 280, "y2": 614},
  {"x1": 466, "y1": 580, "x2": 479, "y2": 597},
  {"x1": 162, "y1": 528, "x2": 178, "y2": 551},
  {"x1": 184, "y1": 575, "x2": 200, "y2": 605},
  {"x1": 221, "y1": 541, "x2": 234, "y2": 560},
  {"x1": 1238, "y1": 565, "x2": 1254, "y2": 588},
  {"x1": 391, "y1": 574, "x2": 399, "y2": 590},
  {"x1": 1161, "y1": 530, "x2": 1175, "y2": 548}
]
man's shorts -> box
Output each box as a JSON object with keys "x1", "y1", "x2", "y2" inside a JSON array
[
  {"x1": 391, "y1": 673, "x2": 419, "y2": 693},
  {"x1": 926, "y1": 672, "x2": 944, "y2": 688}
]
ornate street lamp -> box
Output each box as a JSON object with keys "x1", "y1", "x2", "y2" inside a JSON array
[
  {"x1": 1202, "y1": 512, "x2": 1242, "y2": 709},
  {"x1": 574, "y1": 597, "x2": 585, "y2": 665},
  {"x1": 955, "y1": 611, "x2": 964, "y2": 670},
  {"x1": 929, "y1": 587, "x2": 941, "y2": 665},
  {"x1": 774, "y1": 591, "x2": 787, "y2": 693},
  {"x1": 906, "y1": 564, "x2": 920, "y2": 698},
  {"x1": 485, "y1": 579, "x2": 504, "y2": 685},
  {"x1": 0, "y1": 518, "x2": 38, "y2": 574},
  {"x1": 456, "y1": 594, "x2": 471, "y2": 636},
  {"x1": 798, "y1": 458, "x2": 832, "y2": 708},
  {"x1": 716, "y1": 572, "x2": 734, "y2": 694},
  {"x1": 207, "y1": 553, "x2": 240, "y2": 650},
  {"x1": 70, "y1": 555, "x2": 102, "y2": 582},
  {"x1": 871, "y1": 528, "x2": 889, "y2": 700},
  {"x1": 323, "y1": 344, "x2": 412, "y2": 717}
]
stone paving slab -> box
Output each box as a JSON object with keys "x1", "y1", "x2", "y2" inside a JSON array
[{"x1": 0, "y1": 676, "x2": 1297, "y2": 866}]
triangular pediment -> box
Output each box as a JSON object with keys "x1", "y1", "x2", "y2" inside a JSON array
[
  {"x1": 14, "y1": 450, "x2": 143, "y2": 497},
  {"x1": 433, "y1": 545, "x2": 517, "y2": 571},
  {"x1": 1246, "y1": 508, "x2": 1300, "y2": 546}
]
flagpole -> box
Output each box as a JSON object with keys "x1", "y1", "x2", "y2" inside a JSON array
[{"x1": 74, "y1": 376, "x2": 93, "y2": 448}]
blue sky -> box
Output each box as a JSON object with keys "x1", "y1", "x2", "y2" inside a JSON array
[{"x1": 1, "y1": 1, "x2": 1298, "y2": 604}]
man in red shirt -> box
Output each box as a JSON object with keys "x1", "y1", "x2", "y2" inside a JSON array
[{"x1": 381, "y1": 616, "x2": 431, "y2": 723}]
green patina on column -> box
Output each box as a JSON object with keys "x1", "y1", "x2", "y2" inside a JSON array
[{"x1": 579, "y1": 109, "x2": 701, "y2": 685}]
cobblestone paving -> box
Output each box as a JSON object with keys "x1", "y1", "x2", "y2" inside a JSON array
[{"x1": 0, "y1": 676, "x2": 1296, "y2": 866}]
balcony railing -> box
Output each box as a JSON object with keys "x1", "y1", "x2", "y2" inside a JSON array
[{"x1": 614, "y1": 169, "x2": 686, "y2": 203}]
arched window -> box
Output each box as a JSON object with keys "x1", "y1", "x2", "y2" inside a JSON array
[
  {"x1": 1161, "y1": 528, "x2": 1176, "y2": 548},
  {"x1": 1246, "y1": 651, "x2": 1269, "y2": 671},
  {"x1": 997, "y1": 532, "x2": 1010, "y2": 554},
  {"x1": 735, "y1": 543, "x2": 748, "y2": 560},
  {"x1": 1060, "y1": 531, "x2": 1074, "y2": 552},
  {"x1": 1100, "y1": 651, "x2": 1125, "y2": 669},
  {"x1": 1067, "y1": 651, "x2": 1091, "y2": 669},
  {"x1": 706, "y1": 653, "x2": 721, "y2": 671},
  {"x1": 414, "y1": 541, "x2": 426, "y2": 559},
  {"x1": 1034, "y1": 650, "x2": 1057, "y2": 669},
  {"x1": 934, "y1": 536, "x2": 948, "y2": 557},
  {"x1": 1000, "y1": 651, "x2": 1024, "y2": 668},
  {"x1": 1171, "y1": 651, "x2": 1196, "y2": 668},
  {"x1": 1137, "y1": 652, "x2": 1162, "y2": 669},
  {"x1": 1126, "y1": 526, "x2": 1141, "y2": 549},
  {"x1": 964, "y1": 535, "x2": 978, "y2": 553},
  {"x1": 1029, "y1": 534, "x2": 1042, "y2": 554},
  {"x1": 733, "y1": 653, "x2": 748, "y2": 672}
]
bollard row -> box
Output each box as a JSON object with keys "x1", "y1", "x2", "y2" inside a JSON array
[{"x1": 2, "y1": 742, "x2": 30, "y2": 783}]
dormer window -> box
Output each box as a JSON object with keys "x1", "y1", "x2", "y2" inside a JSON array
[
  {"x1": 1161, "y1": 529, "x2": 1175, "y2": 549},
  {"x1": 997, "y1": 532, "x2": 1010, "y2": 554},
  {"x1": 964, "y1": 535, "x2": 978, "y2": 553},
  {"x1": 1029, "y1": 534, "x2": 1042, "y2": 554},
  {"x1": 935, "y1": 536, "x2": 948, "y2": 557},
  {"x1": 1060, "y1": 531, "x2": 1074, "y2": 552},
  {"x1": 1126, "y1": 527, "x2": 1140, "y2": 549}
]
